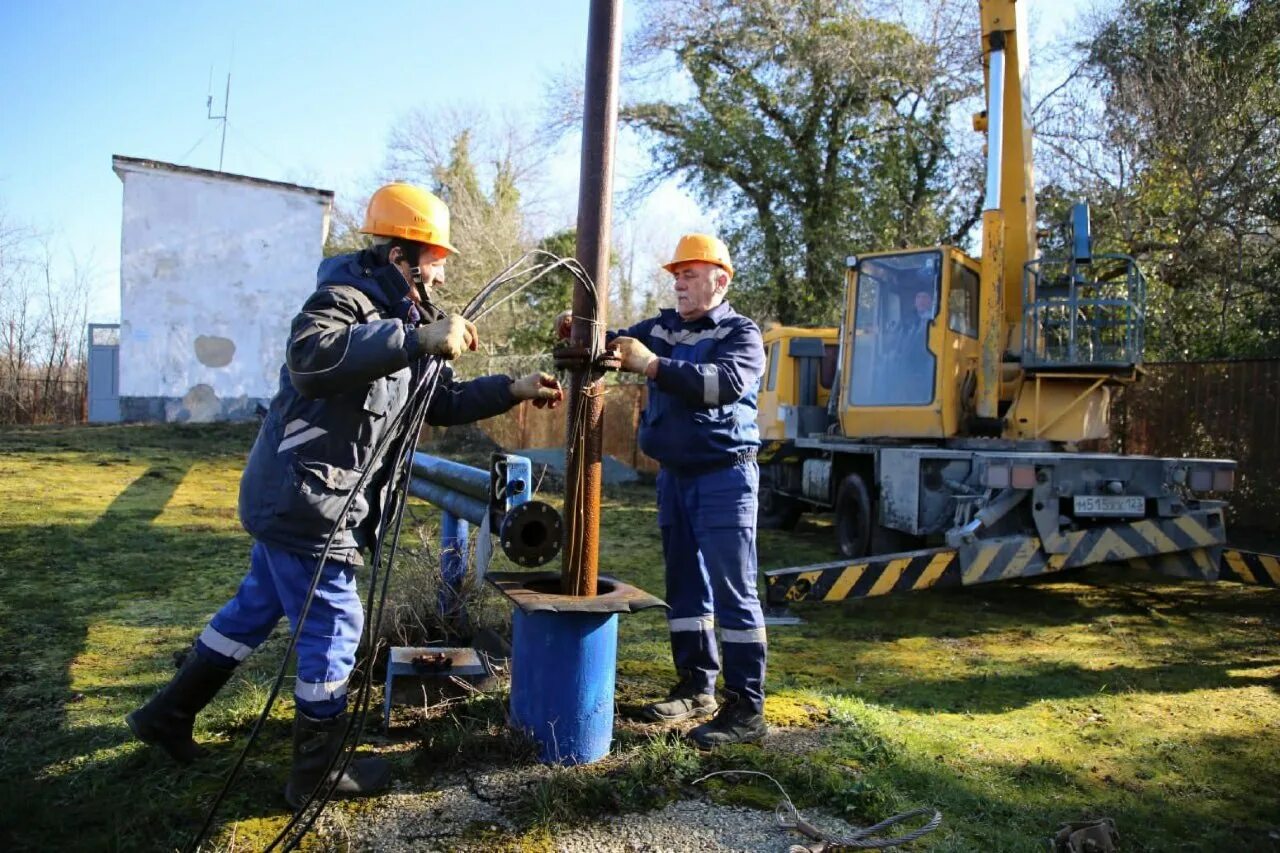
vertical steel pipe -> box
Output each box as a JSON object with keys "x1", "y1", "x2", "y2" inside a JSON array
[
  {"x1": 977, "y1": 40, "x2": 1008, "y2": 421},
  {"x1": 982, "y1": 47, "x2": 1006, "y2": 213},
  {"x1": 438, "y1": 512, "x2": 470, "y2": 631},
  {"x1": 563, "y1": 0, "x2": 622, "y2": 597}
]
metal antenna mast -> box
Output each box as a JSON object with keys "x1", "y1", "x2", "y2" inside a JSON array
[{"x1": 206, "y1": 72, "x2": 231, "y2": 171}]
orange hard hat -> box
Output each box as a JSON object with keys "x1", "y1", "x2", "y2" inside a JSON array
[
  {"x1": 662, "y1": 233, "x2": 734, "y2": 277},
  {"x1": 360, "y1": 183, "x2": 458, "y2": 255}
]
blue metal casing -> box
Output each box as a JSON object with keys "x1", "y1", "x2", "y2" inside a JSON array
[{"x1": 509, "y1": 608, "x2": 618, "y2": 764}]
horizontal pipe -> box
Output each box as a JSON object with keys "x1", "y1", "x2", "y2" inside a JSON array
[
  {"x1": 407, "y1": 477, "x2": 488, "y2": 526},
  {"x1": 411, "y1": 452, "x2": 490, "y2": 502}
]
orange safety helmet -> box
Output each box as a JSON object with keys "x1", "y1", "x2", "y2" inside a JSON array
[
  {"x1": 360, "y1": 183, "x2": 458, "y2": 255},
  {"x1": 662, "y1": 233, "x2": 734, "y2": 277}
]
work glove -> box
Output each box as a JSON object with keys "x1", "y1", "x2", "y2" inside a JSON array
[
  {"x1": 554, "y1": 310, "x2": 572, "y2": 341},
  {"x1": 611, "y1": 336, "x2": 659, "y2": 378},
  {"x1": 414, "y1": 315, "x2": 477, "y2": 360},
  {"x1": 510, "y1": 372, "x2": 564, "y2": 409}
]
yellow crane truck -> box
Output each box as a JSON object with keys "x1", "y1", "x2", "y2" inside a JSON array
[{"x1": 761, "y1": 0, "x2": 1278, "y2": 607}]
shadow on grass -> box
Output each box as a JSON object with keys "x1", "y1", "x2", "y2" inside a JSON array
[
  {"x1": 857, "y1": 726, "x2": 1280, "y2": 852},
  {"x1": 788, "y1": 571, "x2": 1280, "y2": 642},
  {"x1": 769, "y1": 569, "x2": 1280, "y2": 714},
  {"x1": 855, "y1": 655, "x2": 1280, "y2": 714},
  {"x1": 0, "y1": 442, "x2": 302, "y2": 850}
]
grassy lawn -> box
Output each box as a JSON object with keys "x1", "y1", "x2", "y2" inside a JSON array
[{"x1": 1, "y1": 423, "x2": 1277, "y2": 851}]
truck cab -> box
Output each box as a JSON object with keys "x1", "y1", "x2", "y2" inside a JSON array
[
  {"x1": 758, "y1": 325, "x2": 839, "y2": 441},
  {"x1": 841, "y1": 249, "x2": 982, "y2": 440}
]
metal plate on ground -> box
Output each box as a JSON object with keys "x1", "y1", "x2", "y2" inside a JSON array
[
  {"x1": 763, "y1": 605, "x2": 802, "y2": 626},
  {"x1": 384, "y1": 646, "x2": 494, "y2": 728},
  {"x1": 1073, "y1": 495, "x2": 1144, "y2": 516},
  {"x1": 388, "y1": 646, "x2": 488, "y2": 677}
]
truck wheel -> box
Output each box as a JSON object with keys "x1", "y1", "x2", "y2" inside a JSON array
[
  {"x1": 758, "y1": 487, "x2": 802, "y2": 530},
  {"x1": 835, "y1": 473, "x2": 873, "y2": 558}
]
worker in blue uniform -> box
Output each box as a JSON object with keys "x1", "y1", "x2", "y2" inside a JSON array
[
  {"x1": 126, "y1": 183, "x2": 562, "y2": 807},
  {"x1": 561, "y1": 233, "x2": 768, "y2": 747}
]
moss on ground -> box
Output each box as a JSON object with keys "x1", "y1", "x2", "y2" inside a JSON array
[{"x1": 1, "y1": 423, "x2": 1278, "y2": 851}]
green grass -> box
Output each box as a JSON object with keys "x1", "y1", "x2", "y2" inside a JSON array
[{"x1": 1, "y1": 423, "x2": 1278, "y2": 851}]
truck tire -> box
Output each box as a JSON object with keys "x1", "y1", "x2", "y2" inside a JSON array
[
  {"x1": 835, "y1": 473, "x2": 873, "y2": 558},
  {"x1": 758, "y1": 487, "x2": 802, "y2": 530}
]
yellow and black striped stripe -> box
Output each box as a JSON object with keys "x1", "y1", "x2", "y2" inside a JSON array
[
  {"x1": 1218, "y1": 549, "x2": 1280, "y2": 587},
  {"x1": 1129, "y1": 547, "x2": 1220, "y2": 580},
  {"x1": 957, "y1": 509, "x2": 1227, "y2": 586},
  {"x1": 765, "y1": 549, "x2": 960, "y2": 604},
  {"x1": 766, "y1": 509, "x2": 1230, "y2": 603}
]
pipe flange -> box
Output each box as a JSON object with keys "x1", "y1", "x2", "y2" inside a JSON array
[
  {"x1": 499, "y1": 500, "x2": 564, "y2": 567},
  {"x1": 487, "y1": 571, "x2": 667, "y2": 614},
  {"x1": 552, "y1": 345, "x2": 621, "y2": 373},
  {"x1": 552, "y1": 345, "x2": 592, "y2": 371}
]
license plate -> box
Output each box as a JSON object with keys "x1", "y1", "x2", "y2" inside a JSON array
[{"x1": 1073, "y1": 495, "x2": 1145, "y2": 517}]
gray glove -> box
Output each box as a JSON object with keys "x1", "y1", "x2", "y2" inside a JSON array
[
  {"x1": 414, "y1": 315, "x2": 477, "y2": 360},
  {"x1": 554, "y1": 309, "x2": 572, "y2": 340},
  {"x1": 509, "y1": 372, "x2": 564, "y2": 409}
]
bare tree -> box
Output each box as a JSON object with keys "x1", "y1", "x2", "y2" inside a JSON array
[
  {"x1": 0, "y1": 211, "x2": 38, "y2": 421},
  {"x1": 37, "y1": 243, "x2": 90, "y2": 420},
  {"x1": 380, "y1": 107, "x2": 555, "y2": 353},
  {"x1": 0, "y1": 207, "x2": 91, "y2": 423}
]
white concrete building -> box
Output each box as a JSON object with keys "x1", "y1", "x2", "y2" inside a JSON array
[{"x1": 112, "y1": 156, "x2": 333, "y2": 421}]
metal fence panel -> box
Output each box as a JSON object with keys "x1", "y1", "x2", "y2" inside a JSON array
[{"x1": 1114, "y1": 359, "x2": 1280, "y2": 530}]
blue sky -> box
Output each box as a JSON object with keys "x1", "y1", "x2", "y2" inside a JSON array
[{"x1": 0, "y1": 0, "x2": 1085, "y2": 324}]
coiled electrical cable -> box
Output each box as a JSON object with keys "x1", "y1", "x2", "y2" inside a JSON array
[
  {"x1": 184, "y1": 251, "x2": 598, "y2": 852},
  {"x1": 273, "y1": 253, "x2": 602, "y2": 851}
]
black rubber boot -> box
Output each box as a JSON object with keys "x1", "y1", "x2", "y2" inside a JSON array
[
  {"x1": 126, "y1": 650, "x2": 235, "y2": 764},
  {"x1": 689, "y1": 691, "x2": 767, "y2": 748},
  {"x1": 640, "y1": 671, "x2": 718, "y2": 723},
  {"x1": 283, "y1": 710, "x2": 392, "y2": 810}
]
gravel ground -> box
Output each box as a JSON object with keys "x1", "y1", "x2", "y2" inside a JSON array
[
  {"x1": 307, "y1": 727, "x2": 865, "y2": 852},
  {"x1": 310, "y1": 765, "x2": 545, "y2": 851},
  {"x1": 313, "y1": 779, "x2": 857, "y2": 852},
  {"x1": 543, "y1": 799, "x2": 854, "y2": 852}
]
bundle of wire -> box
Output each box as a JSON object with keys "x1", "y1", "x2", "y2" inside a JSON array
[{"x1": 185, "y1": 250, "x2": 601, "y2": 852}]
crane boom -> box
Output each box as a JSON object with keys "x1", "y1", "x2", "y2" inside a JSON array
[
  {"x1": 976, "y1": 0, "x2": 1036, "y2": 418},
  {"x1": 750, "y1": 0, "x2": 1244, "y2": 604}
]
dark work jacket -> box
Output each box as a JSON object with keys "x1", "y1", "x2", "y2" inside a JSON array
[
  {"x1": 238, "y1": 251, "x2": 515, "y2": 564},
  {"x1": 613, "y1": 302, "x2": 764, "y2": 471}
]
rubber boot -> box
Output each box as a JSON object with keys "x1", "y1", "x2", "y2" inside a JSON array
[
  {"x1": 126, "y1": 650, "x2": 235, "y2": 764},
  {"x1": 283, "y1": 710, "x2": 392, "y2": 810}
]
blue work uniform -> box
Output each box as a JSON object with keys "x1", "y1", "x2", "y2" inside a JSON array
[
  {"x1": 615, "y1": 302, "x2": 767, "y2": 712},
  {"x1": 194, "y1": 251, "x2": 516, "y2": 717}
]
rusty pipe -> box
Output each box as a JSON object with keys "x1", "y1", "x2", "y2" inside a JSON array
[{"x1": 562, "y1": 0, "x2": 622, "y2": 597}]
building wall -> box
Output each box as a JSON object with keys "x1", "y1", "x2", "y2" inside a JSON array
[{"x1": 115, "y1": 161, "x2": 331, "y2": 421}]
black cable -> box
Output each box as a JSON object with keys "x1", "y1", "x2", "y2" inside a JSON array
[
  {"x1": 272, "y1": 256, "x2": 585, "y2": 847},
  {"x1": 184, "y1": 360, "x2": 444, "y2": 853},
  {"x1": 187, "y1": 252, "x2": 597, "y2": 850},
  {"x1": 269, "y1": 364, "x2": 441, "y2": 851}
]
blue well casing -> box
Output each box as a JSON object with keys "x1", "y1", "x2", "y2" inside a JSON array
[{"x1": 509, "y1": 607, "x2": 618, "y2": 764}]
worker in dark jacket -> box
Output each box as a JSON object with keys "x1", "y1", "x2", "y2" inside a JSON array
[
  {"x1": 127, "y1": 183, "x2": 562, "y2": 807},
  {"x1": 560, "y1": 233, "x2": 767, "y2": 747}
]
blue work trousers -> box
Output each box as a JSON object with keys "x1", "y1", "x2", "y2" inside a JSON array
[
  {"x1": 194, "y1": 541, "x2": 363, "y2": 718},
  {"x1": 658, "y1": 461, "x2": 767, "y2": 712}
]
